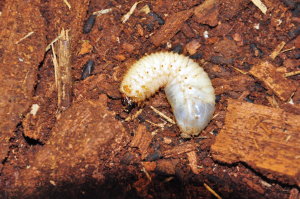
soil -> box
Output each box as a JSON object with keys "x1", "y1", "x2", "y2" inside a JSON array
[{"x1": 0, "y1": 0, "x2": 299, "y2": 198}]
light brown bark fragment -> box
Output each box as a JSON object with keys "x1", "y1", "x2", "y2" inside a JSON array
[
  {"x1": 55, "y1": 29, "x2": 72, "y2": 111},
  {"x1": 211, "y1": 99, "x2": 300, "y2": 186},
  {"x1": 130, "y1": 124, "x2": 153, "y2": 159},
  {"x1": 150, "y1": 9, "x2": 194, "y2": 46},
  {"x1": 187, "y1": 151, "x2": 202, "y2": 174},
  {"x1": 249, "y1": 61, "x2": 297, "y2": 101},
  {"x1": 162, "y1": 142, "x2": 197, "y2": 158},
  {"x1": 193, "y1": 0, "x2": 219, "y2": 26}
]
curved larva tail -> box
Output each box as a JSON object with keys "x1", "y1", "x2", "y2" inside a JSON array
[{"x1": 120, "y1": 52, "x2": 215, "y2": 138}]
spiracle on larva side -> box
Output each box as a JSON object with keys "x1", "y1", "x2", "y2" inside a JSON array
[{"x1": 120, "y1": 51, "x2": 215, "y2": 138}]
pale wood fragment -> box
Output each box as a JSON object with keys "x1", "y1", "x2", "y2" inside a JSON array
[
  {"x1": 54, "y1": 29, "x2": 72, "y2": 112},
  {"x1": 211, "y1": 99, "x2": 300, "y2": 186},
  {"x1": 150, "y1": 9, "x2": 194, "y2": 46},
  {"x1": 162, "y1": 142, "x2": 197, "y2": 158},
  {"x1": 249, "y1": 61, "x2": 297, "y2": 101},
  {"x1": 130, "y1": 125, "x2": 153, "y2": 159}
]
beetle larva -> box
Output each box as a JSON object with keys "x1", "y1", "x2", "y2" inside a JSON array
[{"x1": 120, "y1": 52, "x2": 215, "y2": 138}]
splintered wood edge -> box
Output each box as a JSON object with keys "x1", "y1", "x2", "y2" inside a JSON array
[{"x1": 211, "y1": 99, "x2": 300, "y2": 186}]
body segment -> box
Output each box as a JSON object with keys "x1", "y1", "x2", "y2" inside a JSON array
[{"x1": 120, "y1": 52, "x2": 215, "y2": 138}]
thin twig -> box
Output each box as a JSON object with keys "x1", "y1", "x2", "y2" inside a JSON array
[
  {"x1": 251, "y1": 0, "x2": 267, "y2": 14},
  {"x1": 125, "y1": 109, "x2": 143, "y2": 121},
  {"x1": 63, "y1": 0, "x2": 71, "y2": 9},
  {"x1": 284, "y1": 70, "x2": 300, "y2": 77},
  {"x1": 270, "y1": 41, "x2": 286, "y2": 60},
  {"x1": 150, "y1": 106, "x2": 175, "y2": 124},
  {"x1": 121, "y1": 1, "x2": 141, "y2": 23},
  {"x1": 203, "y1": 183, "x2": 222, "y2": 199},
  {"x1": 15, "y1": 31, "x2": 34, "y2": 44}
]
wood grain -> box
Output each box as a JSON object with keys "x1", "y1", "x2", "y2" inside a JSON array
[{"x1": 211, "y1": 99, "x2": 300, "y2": 186}]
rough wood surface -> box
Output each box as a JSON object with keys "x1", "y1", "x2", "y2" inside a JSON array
[
  {"x1": 193, "y1": 0, "x2": 219, "y2": 26},
  {"x1": 56, "y1": 29, "x2": 72, "y2": 111},
  {"x1": 130, "y1": 124, "x2": 153, "y2": 159},
  {"x1": 2, "y1": 95, "x2": 130, "y2": 197},
  {"x1": 211, "y1": 99, "x2": 300, "y2": 186},
  {"x1": 150, "y1": 9, "x2": 194, "y2": 46},
  {"x1": 162, "y1": 142, "x2": 197, "y2": 158},
  {"x1": 249, "y1": 61, "x2": 297, "y2": 101}
]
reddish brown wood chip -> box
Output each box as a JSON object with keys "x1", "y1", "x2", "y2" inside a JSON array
[
  {"x1": 150, "y1": 9, "x2": 194, "y2": 46},
  {"x1": 187, "y1": 151, "x2": 202, "y2": 174},
  {"x1": 130, "y1": 124, "x2": 153, "y2": 159},
  {"x1": 249, "y1": 61, "x2": 297, "y2": 101},
  {"x1": 211, "y1": 99, "x2": 300, "y2": 186},
  {"x1": 162, "y1": 142, "x2": 197, "y2": 158},
  {"x1": 193, "y1": 0, "x2": 219, "y2": 26}
]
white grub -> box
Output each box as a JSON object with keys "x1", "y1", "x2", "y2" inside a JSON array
[{"x1": 120, "y1": 52, "x2": 215, "y2": 138}]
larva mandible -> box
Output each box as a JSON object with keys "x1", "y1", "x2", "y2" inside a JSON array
[{"x1": 120, "y1": 52, "x2": 215, "y2": 138}]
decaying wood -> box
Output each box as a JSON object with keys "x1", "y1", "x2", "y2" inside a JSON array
[
  {"x1": 130, "y1": 124, "x2": 153, "y2": 159},
  {"x1": 249, "y1": 61, "x2": 297, "y2": 101},
  {"x1": 187, "y1": 151, "x2": 202, "y2": 174},
  {"x1": 212, "y1": 75, "x2": 255, "y2": 95},
  {"x1": 211, "y1": 99, "x2": 300, "y2": 186},
  {"x1": 193, "y1": 0, "x2": 219, "y2": 26},
  {"x1": 53, "y1": 29, "x2": 72, "y2": 111},
  {"x1": 150, "y1": 8, "x2": 194, "y2": 46},
  {"x1": 162, "y1": 142, "x2": 197, "y2": 158}
]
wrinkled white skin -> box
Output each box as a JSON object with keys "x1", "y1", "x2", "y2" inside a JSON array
[{"x1": 120, "y1": 52, "x2": 215, "y2": 138}]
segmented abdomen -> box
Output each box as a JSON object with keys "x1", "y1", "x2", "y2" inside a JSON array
[{"x1": 120, "y1": 52, "x2": 215, "y2": 138}]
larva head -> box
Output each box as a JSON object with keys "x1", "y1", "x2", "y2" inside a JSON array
[{"x1": 120, "y1": 83, "x2": 145, "y2": 102}]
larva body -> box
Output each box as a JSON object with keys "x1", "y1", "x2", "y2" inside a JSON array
[{"x1": 120, "y1": 52, "x2": 215, "y2": 138}]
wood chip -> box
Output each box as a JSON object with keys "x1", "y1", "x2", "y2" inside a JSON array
[
  {"x1": 211, "y1": 99, "x2": 300, "y2": 186},
  {"x1": 270, "y1": 41, "x2": 286, "y2": 60},
  {"x1": 187, "y1": 151, "x2": 202, "y2": 174},
  {"x1": 121, "y1": 1, "x2": 141, "y2": 23},
  {"x1": 53, "y1": 29, "x2": 72, "y2": 112},
  {"x1": 130, "y1": 124, "x2": 153, "y2": 159},
  {"x1": 63, "y1": 0, "x2": 71, "y2": 10},
  {"x1": 285, "y1": 70, "x2": 300, "y2": 77},
  {"x1": 193, "y1": 0, "x2": 219, "y2": 26},
  {"x1": 162, "y1": 142, "x2": 197, "y2": 158},
  {"x1": 249, "y1": 61, "x2": 297, "y2": 101},
  {"x1": 150, "y1": 8, "x2": 194, "y2": 46},
  {"x1": 251, "y1": 0, "x2": 267, "y2": 14}
]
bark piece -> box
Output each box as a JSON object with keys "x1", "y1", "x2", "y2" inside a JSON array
[
  {"x1": 0, "y1": 0, "x2": 46, "y2": 161},
  {"x1": 193, "y1": 0, "x2": 219, "y2": 27},
  {"x1": 162, "y1": 142, "x2": 197, "y2": 158},
  {"x1": 249, "y1": 61, "x2": 297, "y2": 101},
  {"x1": 54, "y1": 29, "x2": 72, "y2": 112},
  {"x1": 187, "y1": 151, "x2": 202, "y2": 174},
  {"x1": 150, "y1": 9, "x2": 194, "y2": 46},
  {"x1": 130, "y1": 124, "x2": 153, "y2": 159},
  {"x1": 212, "y1": 75, "x2": 255, "y2": 95},
  {"x1": 156, "y1": 159, "x2": 179, "y2": 175},
  {"x1": 2, "y1": 95, "x2": 129, "y2": 197},
  {"x1": 211, "y1": 99, "x2": 300, "y2": 186}
]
